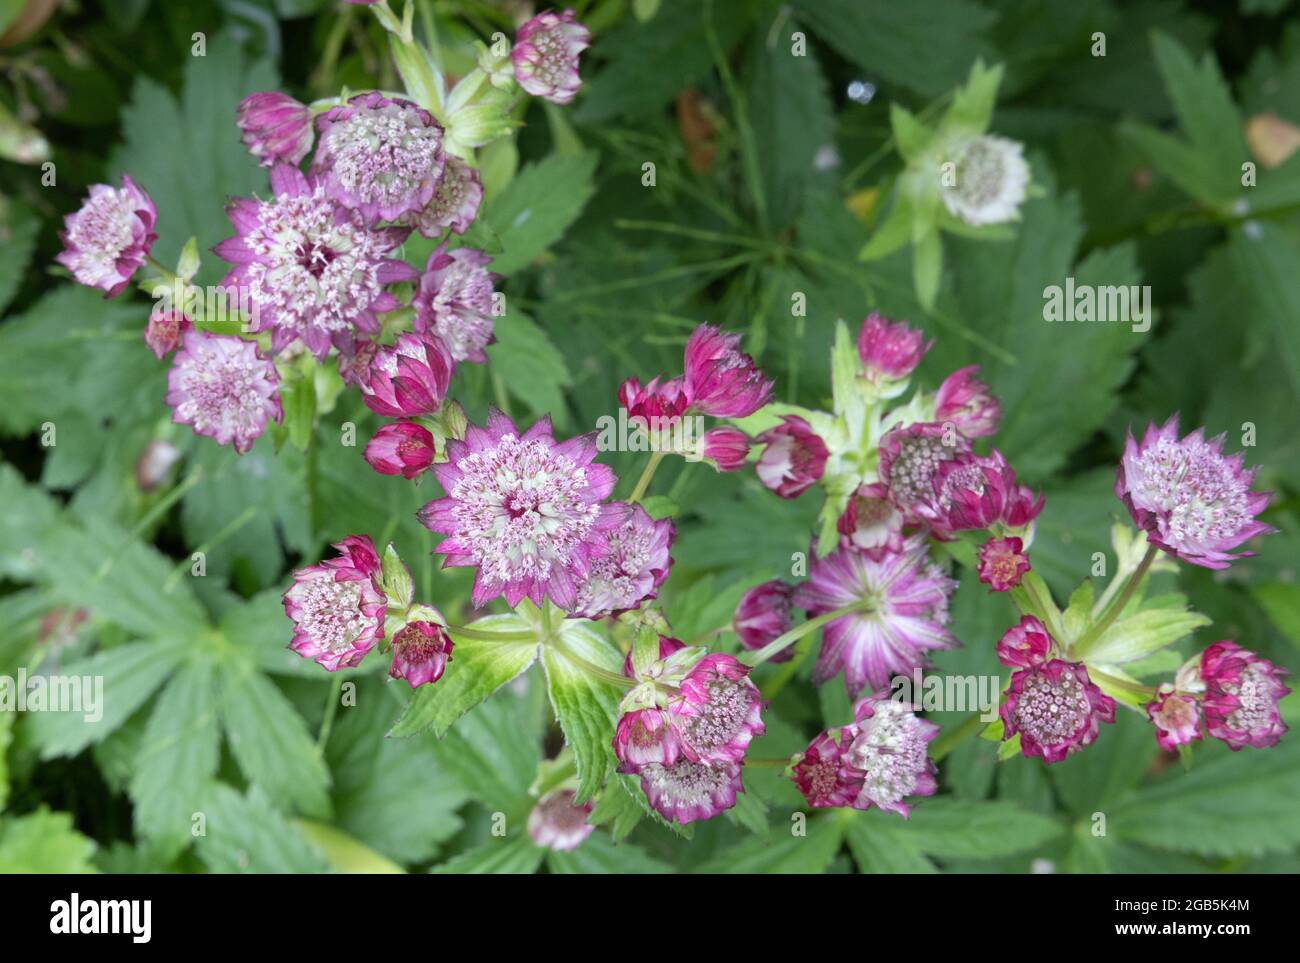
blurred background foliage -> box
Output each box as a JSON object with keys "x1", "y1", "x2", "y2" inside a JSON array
[{"x1": 0, "y1": 0, "x2": 1298, "y2": 873}]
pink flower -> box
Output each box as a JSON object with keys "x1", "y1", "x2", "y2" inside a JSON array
[
  {"x1": 165, "y1": 330, "x2": 282, "y2": 454},
  {"x1": 1116, "y1": 416, "x2": 1276, "y2": 569},
  {"x1": 418, "y1": 409, "x2": 620, "y2": 609},
  {"x1": 412, "y1": 245, "x2": 497, "y2": 364},
  {"x1": 699, "y1": 427, "x2": 750, "y2": 472},
  {"x1": 311, "y1": 92, "x2": 445, "y2": 223},
  {"x1": 614, "y1": 707, "x2": 681, "y2": 769},
  {"x1": 236, "y1": 92, "x2": 313, "y2": 168},
  {"x1": 793, "y1": 536, "x2": 957, "y2": 697},
  {"x1": 733, "y1": 581, "x2": 795, "y2": 662},
  {"x1": 56, "y1": 174, "x2": 157, "y2": 296},
  {"x1": 620, "y1": 635, "x2": 685, "y2": 678},
  {"x1": 995, "y1": 615, "x2": 1052, "y2": 668},
  {"x1": 359, "y1": 332, "x2": 455, "y2": 418},
  {"x1": 144, "y1": 306, "x2": 191, "y2": 359},
  {"x1": 570, "y1": 504, "x2": 675, "y2": 619},
  {"x1": 388, "y1": 620, "x2": 454, "y2": 688},
  {"x1": 406, "y1": 154, "x2": 483, "y2": 237},
  {"x1": 619, "y1": 376, "x2": 691, "y2": 427},
  {"x1": 792, "y1": 729, "x2": 863, "y2": 808},
  {"x1": 669, "y1": 653, "x2": 766, "y2": 764},
  {"x1": 933, "y1": 450, "x2": 1044, "y2": 534},
  {"x1": 364, "y1": 421, "x2": 437, "y2": 479},
  {"x1": 637, "y1": 758, "x2": 744, "y2": 825},
  {"x1": 283, "y1": 535, "x2": 386, "y2": 671},
  {"x1": 877, "y1": 421, "x2": 970, "y2": 527},
  {"x1": 512, "y1": 9, "x2": 591, "y2": 105},
  {"x1": 934, "y1": 365, "x2": 1000, "y2": 438},
  {"x1": 837, "y1": 482, "x2": 904, "y2": 556},
  {"x1": 755, "y1": 415, "x2": 828, "y2": 498},
  {"x1": 857, "y1": 313, "x2": 931, "y2": 382},
  {"x1": 215, "y1": 165, "x2": 417, "y2": 358},
  {"x1": 1199, "y1": 641, "x2": 1289, "y2": 750},
  {"x1": 1147, "y1": 690, "x2": 1202, "y2": 751},
  {"x1": 1001, "y1": 659, "x2": 1116, "y2": 763},
  {"x1": 682, "y1": 324, "x2": 773, "y2": 418},
  {"x1": 978, "y1": 535, "x2": 1030, "y2": 592},
  {"x1": 527, "y1": 789, "x2": 595, "y2": 851}
]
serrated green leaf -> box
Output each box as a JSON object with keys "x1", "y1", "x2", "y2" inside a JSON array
[
  {"x1": 431, "y1": 835, "x2": 544, "y2": 874},
  {"x1": 845, "y1": 811, "x2": 938, "y2": 873},
  {"x1": 897, "y1": 799, "x2": 1062, "y2": 857},
  {"x1": 1079, "y1": 608, "x2": 1211, "y2": 664},
  {"x1": 194, "y1": 784, "x2": 330, "y2": 874},
  {"x1": 0, "y1": 809, "x2": 97, "y2": 873},
  {"x1": 693, "y1": 812, "x2": 843, "y2": 873},
  {"x1": 547, "y1": 833, "x2": 671, "y2": 874},
  {"x1": 0, "y1": 197, "x2": 38, "y2": 315},
  {"x1": 485, "y1": 309, "x2": 573, "y2": 429},
  {"x1": 543, "y1": 621, "x2": 623, "y2": 803}
]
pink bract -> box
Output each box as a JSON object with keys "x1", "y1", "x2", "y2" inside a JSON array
[
  {"x1": 388, "y1": 620, "x2": 454, "y2": 688},
  {"x1": 978, "y1": 535, "x2": 1031, "y2": 592},
  {"x1": 56, "y1": 174, "x2": 157, "y2": 297},
  {"x1": 934, "y1": 365, "x2": 1000, "y2": 438},
  {"x1": 527, "y1": 789, "x2": 595, "y2": 851},
  {"x1": 682, "y1": 324, "x2": 773, "y2": 418},
  {"x1": 364, "y1": 420, "x2": 437, "y2": 479},
  {"x1": 1001, "y1": 659, "x2": 1116, "y2": 763},
  {"x1": 165, "y1": 329, "x2": 282, "y2": 454},
  {"x1": 857, "y1": 313, "x2": 931, "y2": 382},
  {"x1": 733, "y1": 580, "x2": 796, "y2": 662},
  {"x1": 570, "y1": 504, "x2": 675, "y2": 619},
  {"x1": 283, "y1": 535, "x2": 386, "y2": 671},
  {"x1": 668, "y1": 653, "x2": 766, "y2": 764},
  {"x1": 359, "y1": 331, "x2": 455, "y2": 418},
  {"x1": 1199, "y1": 641, "x2": 1289, "y2": 750},
  {"x1": 755, "y1": 415, "x2": 828, "y2": 498},
  {"x1": 511, "y1": 9, "x2": 591, "y2": 105},
  {"x1": 1147, "y1": 690, "x2": 1202, "y2": 751},
  {"x1": 995, "y1": 614, "x2": 1052, "y2": 668},
  {"x1": 412, "y1": 244, "x2": 497, "y2": 364},
  {"x1": 407, "y1": 154, "x2": 483, "y2": 237},
  {"x1": 236, "y1": 91, "x2": 313, "y2": 168}
]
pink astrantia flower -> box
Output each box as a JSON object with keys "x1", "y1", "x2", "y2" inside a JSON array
[
  {"x1": 215, "y1": 165, "x2": 418, "y2": 358},
  {"x1": 877, "y1": 421, "x2": 970, "y2": 527},
  {"x1": 733, "y1": 581, "x2": 795, "y2": 662},
  {"x1": 412, "y1": 245, "x2": 496, "y2": 364},
  {"x1": 699, "y1": 427, "x2": 750, "y2": 472},
  {"x1": 614, "y1": 707, "x2": 681, "y2": 769},
  {"x1": 359, "y1": 332, "x2": 455, "y2": 418},
  {"x1": 793, "y1": 729, "x2": 863, "y2": 808},
  {"x1": 1199, "y1": 641, "x2": 1289, "y2": 750},
  {"x1": 236, "y1": 92, "x2": 313, "y2": 168},
  {"x1": 995, "y1": 615, "x2": 1052, "y2": 668},
  {"x1": 570, "y1": 504, "x2": 675, "y2": 618},
  {"x1": 755, "y1": 415, "x2": 829, "y2": 498},
  {"x1": 406, "y1": 154, "x2": 483, "y2": 237},
  {"x1": 165, "y1": 330, "x2": 282, "y2": 454},
  {"x1": 857, "y1": 313, "x2": 931, "y2": 383},
  {"x1": 418, "y1": 409, "x2": 621, "y2": 609},
  {"x1": 312, "y1": 92, "x2": 445, "y2": 223},
  {"x1": 637, "y1": 758, "x2": 744, "y2": 825},
  {"x1": 933, "y1": 450, "x2": 1044, "y2": 535},
  {"x1": 512, "y1": 9, "x2": 591, "y2": 106},
  {"x1": 837, "y1": 482, "x2": 905, "y2": 556},
  {"x1": 682, "y1": 324, "x2": 774, "y2": 418},
  {"x1": 1116, "y1": 417, "x2": 1276, "y2": 570},
  {"x1": 1147, "y1": 689, "x2": 1202, "y2": 751},
  {"x1": 144, "y1": 306, "x2": 191, "y2": 360},
  {"x1": 1001, "y1": 659, "x2": 1116, "y2": 763},
  {"x1": 619, "y1": 376, "x2": 691, "y2": 427},
  {"x1": 527, "y1": 789, "x2": 595, "y2": 851},
  {"x1": 364, "y1": 421, "x2": 437, "y2": 479},
  {"x1": 388, "y1": 620, "x2": 453, "y2": 687},
  {"x1": 283, "y1": 535, "x2": 386, "y2": 671},
  {"x1": 934, "y1": 365, "x2": 1000, "y2": 438},
  {"x1": 669, "y1": 653, "x2": 766, "y2": 764},
  {"x1": 56, "y1": 174, "x2": 157, "y2": 297},
  {"x1": 978, "y1": 535, "x2": 1030, "y2": 592},
  {"x1": 792, "y1": 536, "x2": 958, "y2": 697}
]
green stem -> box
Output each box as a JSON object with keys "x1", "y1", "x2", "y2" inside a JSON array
[
  {"x1": 928, "y1": 711, "x2": 985, "y2": 763},
  {"x1": 628, "y1": 450, "x2": 666, "y2": 503},
  {"x1": 1074, "y1": 546, "x2": 1158, "y2": 654},
  {"x1": 1089, "y1": 668, "x2": 1158, "y2": 699},
  {"x1": 742, "y1": 602, "x2": 869, "y2": 668},
  {"x1": 317, "y1": 674, "x2": 343, "y2": 750},
  {"x1": 445, "y1": 625, "x2": 536, "y2": 642}
]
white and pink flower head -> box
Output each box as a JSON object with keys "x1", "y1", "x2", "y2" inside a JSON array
[
  {"x1": 165, "y1": 329, "x2": 282, "y2": 454},
  {"x1": 364, "y1": 420, "x2": 437, "y2": 479},
  {"x1": 793, "y1": 535, "x2": 958, "y2": 698},
  {"x1": 1116, "y1": 416, "x2": 1275, "y2": 569},
  {"x1": 682, "y1": 324, "x2": 774, "y2": 418},
  {"x1": 144, "y1": 306, "x2": 191, "y2": 360},
  {"x1": 638, "y1": 759, "x2": 744, "y2": 825},
  {"x1": 933, "y1": 449, "x2": 1044, "y2": 535},
  {"x1": 619, "y1": 375, "x2": 691, "y2": 428},
  {"x1": 1000, "y1": 657, "x2": 1116, "y2": 763},
  {"x1": 388, "y1": 619, "x2": 453, "y2": 688},
  {"x1": 56, "y1": 174, "x2": 157, "y2": 297},
  {"x1": 699, "y1": 427, "x2": 750, "y2": 472},
  {"x1": 857, "y1": 313, "x2": 931, "y2": 384},
  {"x1": 877, "y1": 421, "x2": 970, "y2": 528},
  {"x1": 412, "y1": 244, "x2": 497, "y2": 364},
  {"x1": 569, "y1": 504, "x2": 675, "y2": 619},
  {"x1": 312, "y1": 91, "x2": 446, "y2": 223},
  {"x1": 668, "y1": 653, "x2": 766, "y2": 765},
  {"x1": 418, "y1": 409, "x2": 621, "y2": 609},
  {"x1": 733, "y1": 580, "x2": 796, "y2": 662},
  {"x1": 527, "y1": 789, "x2": 594, "y2": 851},
  {"x1": 407, "y1": 154, "x2": 483, "y2": 237},
  {"x1": 837, "y1": 481, "x2": 905, "y2": 556},
  {"x1": 755, "y1": 415, "x2": 828, "y2": 498},
  {"x1": 283, "y1": 535, "x2": 387, "y2": 671},
  {"x1": 215, "y1": 165, "x2": 418, "y2": 358},
  {"x1": 236, "y1": 92, "x2": 314, "y2": 168},
  {"x1": 995, "y1": 615, "x2": 1053, "y2": 668},
  {"x1": 934, "y1": 365, "x2": 1001, "y2": 438},
  {"x1": 511, "y1": 9, "x2": 591, "y2": 106},
  {"x1": 1147, "y1": 689, "x2": 1202, "y2": 752},
  {"x1": 359, "y1": 331, "x2": 455, "y2": 418},
  {"x1": 977, "y1": 535, "x2": 1031, "y2": 592},
  {"x1": 1199, "y1": 641, "x2": 1289, "y2": 750}
]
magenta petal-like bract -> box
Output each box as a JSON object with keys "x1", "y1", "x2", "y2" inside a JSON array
[
  {"x1": 527, "y1": 789, "x2": 594, "y2": 851},
  {"x1": 934, "y1": 365, "x2": 1001, "y2": 438},
  {"x1": 364, "y1": 421, "x2": 437, "y2": 479},
  {"x1": 613, "y1": 707, "x2": 681, "y2": 770},
  {"x1": 418, "y1": 409, "x2": 620, "y2": 609},
  {"x1": 1147, "y1": 690, "x2": 1202, "y2": 751},
  {"x1": 56, "y1": 174, "x2": 157, "y2": 297},
  {"x1": 793, "y1": 536, "x2": 957, "y2": 698},
  {"x1": 407, "y1": 153, "x2": 483, "y2": 237},
  {"x1": 283, "y1": 535, "x2": 387, "y2": 671},
  {"x1": 637, "y1": 758, "x2": 743, "y2": 825},
  {"x1": 412, "y1": 244, "x2": 497, "y2": 364},
  {"x1": 857, "y1": 313, "x2": 931, "y2": 382},
  {"x1": 995, "y1": 615, "x2": 1052, "y2": 668},
  {"x1": 359, "y1": 332, "x2": 455, "y2": 418},
  {"x1": 1001, "y1": 659, "x2": 1116, "y2": 763},
  {"x1": 877, "y1": 421, "x2": 969, "y2": 528},
  {"x1": 933, "y1": 450, "x2": 1044, "y2": 535},
  {"x1": 619, "y1": 375, "x2": 691, "y2": 426},
  {"x1": 793, "y1": 729, "x2": 863, "y2": 808},
  {"x1": 165, "y1": 330, "x2": 282, "y2": 454},
  {"x1": 570, "y1": 503, "x2": 675, "y2": 618},
  {"x1": 837, "y1": 482, "x2": 904, "y2": 556},
  {"x1": 977, "y1": 535, "x2": 1030, "y2": 592},
  {"x1": 236, "y1": 91, "x2": 313, "y2": 167},
  {"x1": 1199, "y1": 641, "x2": 1289, "y2": 750},
  {"x1": 388, "y1": 620, "x2": 453, "y2": 688},
  {"x1": 668, "y1": 653, "x2": 766, "y2": 764},
  {"x1": 755, "y1": 415, "x2": 828, "y2": 498},
  {"x1": 511, "y1": 9, "x2": 591, "y2": 105},
  {"x1": 733, "y1": 580, "x2": 795, "y2": 662},
  {"x1": 682, "y1": 324, "x2": 773, "y2": 418},
  {"x1": 144, "y1": 307, "x2": 191, "y2": 360},
  {"x1": 700, "y1": 427, "x2": 750, "y2": 472},
  {"x1": 1116, "y1": 416, "x2": 1276, "y2": 569}
]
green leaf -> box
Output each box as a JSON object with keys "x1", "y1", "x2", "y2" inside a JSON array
[
  {"x1": 896, "y1": 799, "x2": 1062, "y2": 857},
  {"x1": 845, "y1": 811, "x2": 938, "y2": 873},
  {"x1": 295, "y1": 821, "x2": 404, "y2": 873},
  {"x1": 547, "y1": 833, "x2": 672, "y2": 874},
  {"x1": 194, "y1": 784, "x2": 330, "y2": 874},
  {"x1": 381, "y1": 543, "x2": 414, "y2": 610},
  {"x1": 485, "y1": 309, "x2": 573, "y2": 429},
  {"x1": 129, "y1": 657, "x2": 221, "y2": 858},
  {"x1": 389, "y1": 614, "x2": 538, "y2": 738},
  {"x1": 693, "y1": 812, "x2": 843, "y2": 873},
  {"x1": 1251, "y1": 583, "x2": 1300, "y2": 650},
  {"x1": 429, "y1": 688, "x2": 542, "y2": 811},
  {"x1": 1078, "y1": 608, "x2": 1211, "y2": 664},
  {"x1": 219, "y1": 663, "x2": 331, "y2": 818},
  {"x1": 1049, "y1": 710, "x2": 1159, "y2": 817},
  {"x1": 463, "y1": 152, "x2": 597, "y2": 274},
  {"x1": 589, "y1": 778, "x2": 646, "y2": 842},
  {"x1": 431, "y1": 835, "x2": 544, "y2": 874},
  {"x1": 277, "y1": 363, "x2": 317, "y2": 452},
  {"x1": 0, "y1": 809, "x2": 97, "y2": 873},
  {"x1": 890, "y1": 105, "x2": 935, "y2": 163},
  {"x1": 942, "y1": 60, "x2": 1004, "y2": 134},
  {"x1": 0, "y1": 197, "x2": 38, "y2": 315},
  {"x1": 542, "y1": 621, "x2": 623, "y2": 803}
]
